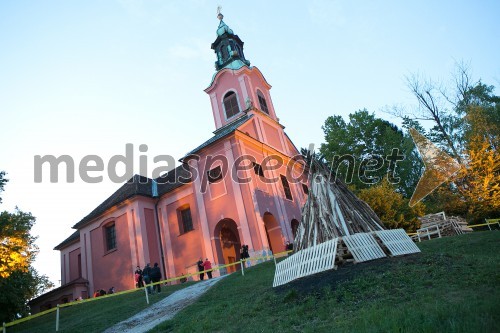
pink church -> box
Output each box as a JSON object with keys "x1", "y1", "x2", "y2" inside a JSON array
[{"x1": 30, "y1": 14, "x2": 308, "y2": 312}]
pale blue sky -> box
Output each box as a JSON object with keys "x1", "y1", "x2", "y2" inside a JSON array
[{"x1": 1, "y1": 1, "x2": 499, "y2": 285}]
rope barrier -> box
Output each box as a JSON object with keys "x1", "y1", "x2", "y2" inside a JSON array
[{"x1": 4, "y1": 249, "x2": 294, "y2": 329}]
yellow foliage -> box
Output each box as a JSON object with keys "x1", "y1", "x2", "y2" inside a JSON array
[
  {"x1": 358, "y1": 178, "x2": 425, "y2": 232},
  {"x1": 459, "y1": 136, "x2": 500, "y2": 217},
  {"x1": 0, "y1": 236, "x2": 31, "y2": 278}
]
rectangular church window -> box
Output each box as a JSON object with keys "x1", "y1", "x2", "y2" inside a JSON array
[
  {"x1": 207, "y1": 166, "x2": 223, "y2": 183},
  {"x1": 105, "y1": 223, "x2": 116, "y2": 251},
  {"x1": 179, "y1": 207, "x2": 194, "y2": 234},
  {"x1": 280, "y1": 175, "x2": 293, "y2": 201}
]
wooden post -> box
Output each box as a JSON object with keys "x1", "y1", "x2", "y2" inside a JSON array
[
  {"x1": 144, "y1": 286, "x2": 149, "y2": 305},
  {"x1": 240, "y1": 261, "x2": 245, "y2": 276},
  {"x1": 3, "y1": 321, "x2": 6, "y2": 333},
  {"x1": 55, "y1": 304, "x2": 60, "y2": 332}
]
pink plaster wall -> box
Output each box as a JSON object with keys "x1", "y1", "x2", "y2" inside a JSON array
[
  {"x1": 144, "y1": 208, "x2": 160, "y2": 268},
  {"x1": 165, "y1": 193, "x2": 203, "y2": 277},
  {"x1": 68, "y1": 248, "x2": 81, "y2": 282},
  {"x1": 90, "y1": 213, "x2": 133, "y2": 292},
  {"x1": 262, "y1": 121, "x2": 284, "y2": 151},
  {"x1": 59, "y1": 241, "x2": 80, "y2": 285},
  {"x1": 238, "y1": 119, "x2": 259, "y2": 140},
  {"x1": 244, "y1": 68, "x2": 277, "y2": 120}
]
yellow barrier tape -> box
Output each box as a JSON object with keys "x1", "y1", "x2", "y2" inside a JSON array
[
  {"x1": 4, "y1": 249, "x2": 294, "y2": 328},
  {"x1": 468, "y1": 221, "x2": 500, "y2": 228},
  {"x1": 5, "y1": 306, "x2": 57, "y2": 327}
]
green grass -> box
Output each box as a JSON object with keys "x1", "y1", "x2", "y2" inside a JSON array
[
  {"x1": 150, "y1": 231, "x2": 499, "y2": 333},
  {"x1": 9, "y1": 232, "x2": 499, "y2": 333},
  {"x1": 8, "y1": 282, "x2": 195, "y2": 333}
]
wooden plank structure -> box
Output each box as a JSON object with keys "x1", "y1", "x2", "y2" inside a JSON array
[
  {"x1": 294, "y1": 159, "x2": 384, "y2": 252},
  {"x1": 273, "y1": 159, "x2": 421, "y2": 288}
]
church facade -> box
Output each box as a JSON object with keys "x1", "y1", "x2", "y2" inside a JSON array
[{"x1": 30, "y1": 15, "x2": 308, "y2": 312}]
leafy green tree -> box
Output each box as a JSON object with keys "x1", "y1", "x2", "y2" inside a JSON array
[
  {"x1": 0, "y1": 172, "x2": 53, "y2": 322},
  {"x1": 320, "y1": 109, "x2": 422, "y2": 197}
]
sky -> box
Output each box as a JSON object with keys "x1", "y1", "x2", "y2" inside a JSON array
[{"x1": 0, "y1": 1, "x2": 499, "y2": 286}]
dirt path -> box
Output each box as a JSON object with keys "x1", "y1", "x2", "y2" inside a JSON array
[{"x1": 103, "y1": 276, "x2": 225, "y2": 333}]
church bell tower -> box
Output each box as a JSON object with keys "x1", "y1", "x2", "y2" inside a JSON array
[{"x1": 205, "y1": 12, "x2": 279, "y2": 130}]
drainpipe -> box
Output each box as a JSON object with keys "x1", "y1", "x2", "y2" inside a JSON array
[{"x1": 152, "y1": 180, "x2": 167, "y2": 280}]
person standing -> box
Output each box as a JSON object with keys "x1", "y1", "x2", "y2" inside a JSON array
[
  {"x1": 197, "y1": 258, "x2": 205, "y2": 281},
  {"x1": 240, "y1": 244, "x2": 250, "y2": 267},
  {"x1": 203, "y1": 258, "x2": 213, "y2": 279},
  {"x1": 142, "y1": 263, "x2": 153, "y2": 294},
  {"x1": 150, "y1": 263, "x2": 162, "y2": 293},
  {"x1": 134, "y1": 266, "x2": 144, "y2": 288}
]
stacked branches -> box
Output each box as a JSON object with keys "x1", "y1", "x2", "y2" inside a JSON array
[{"x1": 294, "y1": 159, "x2": 385, "y2": 252}]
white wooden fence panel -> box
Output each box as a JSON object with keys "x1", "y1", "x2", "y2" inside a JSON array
[
  {"x1": 272, "y1": 250, "x2": 300, "y2": 287},
  {"x1": 273, "y1": 238, "x2": 338, "y2": 287},
  {"x1": 342, "y1": 233, "x2": 386, "y2": 262},
  {"x1": 375, "y1": 229, "x2": 421, "y2": 256},
  {"x1": 298, "y1": 238, "x2": 338, "y2": 278}
]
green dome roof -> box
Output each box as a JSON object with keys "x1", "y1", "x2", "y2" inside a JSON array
[{"x1": 217, "y1": 20, "x2": 233, "y2": 36}]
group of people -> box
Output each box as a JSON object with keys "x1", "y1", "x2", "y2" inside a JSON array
[
  {"x1": 93, "y1": 287, "x2": 115, "y2": 297},
  {"x1": 133, "y1": 247, "x2": 256, "y2": 287},
  {"x1": 196, "y1": 258, "x2": 213, "y2": 281},
  {"x1": 135, "y1": 263, "x2": 162, "y2": 294}
]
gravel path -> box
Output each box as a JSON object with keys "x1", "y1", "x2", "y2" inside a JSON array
[{"x1": 103, "y1": 276, "x2": 225, "y2": 333}]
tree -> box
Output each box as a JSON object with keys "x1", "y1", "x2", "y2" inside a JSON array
[
  {"x1": 391, "y1": 63, "x2": 499, "y2": 220},
  {"x1": 0, "y1": 172, "x2": 53, "y2": 322},
  {"x1": 0, "y1": 209, "x2": 37, "y2": 279},
  {"x1": 0, "y1": 268, "x2": 53, "y2": 321},
  {"x1": 357, "y1": 178, "x2": 425, "y2": 232},
  {"x1": 0, "y1": 171, "x2": 7, "y2": 204},
  {"x1": 320, "y1": 109, "x2": 423, "y2": 197}
]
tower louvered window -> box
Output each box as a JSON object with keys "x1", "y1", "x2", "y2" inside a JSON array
[
  {"x1": 223, "y1": 91, "x2": 240, "y2": 119},
  {"x1": 257, "y1": 90, "x2": 269, "y2": 114}
]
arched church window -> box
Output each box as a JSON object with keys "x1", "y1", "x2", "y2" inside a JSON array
[
  {"x1": 257, "y1": 90, "x2": 269, "y2": 114},
  {"x1": 223, "y1": 91, "x2": 240, "y2": 119}
]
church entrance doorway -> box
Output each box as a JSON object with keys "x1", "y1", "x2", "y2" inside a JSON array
[{"x1": 214, "y1": 219, "x2": 241, "y2": 273}]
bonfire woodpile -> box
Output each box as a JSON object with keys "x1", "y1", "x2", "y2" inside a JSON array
[
  {"x1": 294, "y1": 160, "x2": 385, "y2": 252},
  {"x1": 417, "y1": 212, "x2": 472, "y2": 238}
]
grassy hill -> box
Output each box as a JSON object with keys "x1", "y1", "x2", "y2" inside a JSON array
[
  {"x1": 150, "y1": 231, "x2": 499, "y2": 332},
  {"x1": 8, "y1": 282, "x2": 195, "y2": 333},
  {"x1": 7, "y1": 231, "x2": 499, "y2": 332}
]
